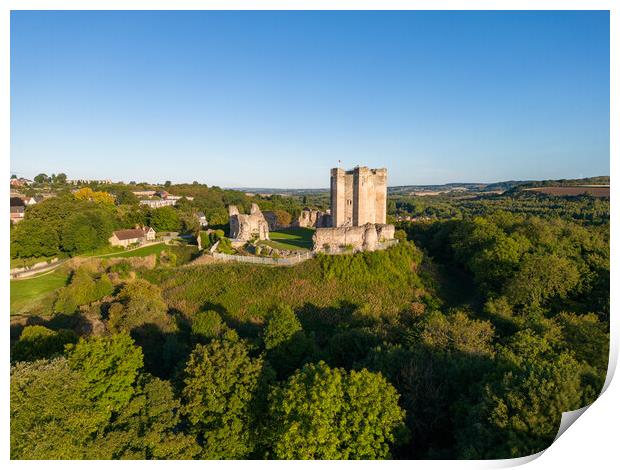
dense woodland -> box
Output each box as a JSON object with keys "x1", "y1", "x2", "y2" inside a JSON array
[{"x1": 10, "y1": 179, "x2": 610, "y2": 460}]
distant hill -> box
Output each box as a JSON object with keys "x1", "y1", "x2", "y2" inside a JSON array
[{"x1": 229, "y1": 176, "x2": 610, "y2": 197}]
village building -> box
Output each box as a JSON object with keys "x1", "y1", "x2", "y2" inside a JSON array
[
  {"x1": 10, "y1": 206, "x2": 25, "y2": 224},
  {"x1": 196, "y1": 211, "x2": 208, "y2": 229},
  {"x1": 140, "y1": 199, "x2": 177, "y2": 208},
  {"x1": 108, "y1": 226, "x2": 156, "y2": 248}
]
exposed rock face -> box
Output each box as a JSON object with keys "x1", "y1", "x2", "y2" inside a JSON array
[
  {"x1": 229, "y1": 203, "x2": 270, "y2": 241},
  {"x1": 293, "y1": 208, "x2": 331, "y2": 228},
  {"x1": 312, "y1": 223, "x2": 395, "y2": 253}
]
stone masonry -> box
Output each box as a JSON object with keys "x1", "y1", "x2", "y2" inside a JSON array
[
  {"x1": 330, "y1": 166, "x2": 387, "y2": 227},
  {"x1": 313, "y1": 223, "x2": 395, "y2": 253},
  {"x1": 229, "y1": 203, "x2": 270, "y2": 241},
  {"x1": 293, "y1": 208, "x2": 331, "y2": 229},
  {"x1": 312, "y1": 166, "x2": 395, "y2": 252}
]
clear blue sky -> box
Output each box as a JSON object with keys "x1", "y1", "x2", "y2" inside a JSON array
[{"x1": 11, "y1": 10, "x2": 609, "y2": 188}]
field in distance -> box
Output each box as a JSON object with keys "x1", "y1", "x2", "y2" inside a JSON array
[{"x1": 523, "y1": 186, "x2": 610, "y2": 197}]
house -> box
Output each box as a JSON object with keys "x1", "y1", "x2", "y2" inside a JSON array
[
  {"x1": 139, "y1": 199, "x2": 177, "y2": 208},
  {"x1": 10, "y1": 196, "x2": 25, "y2": 207},
  {"x1": 196, "y1": 211, "x2": 208, "y2": 229},
  {"x1": 109, "y1": 226, "x2": 156, "y2": 248},
  {"x1": 10, "y1": 177, "x2": 32, "y2": 187},
  {"x1": 23, "y1": 196, "x2": 41, "y2": 206},
  {"x1": 132, "y1": 190, "x2": 156, "y2": 197},
  {"x1": 10, "y1": 206, "x2": 25, "y2": 224}
]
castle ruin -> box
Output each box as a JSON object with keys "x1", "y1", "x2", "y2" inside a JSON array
[
  {"x1": 330, "y1": 167, "x2": 387, "y2": 227},
  {"x1": 229, "y1": 203, "x2": 270, "y2": 241},
  {"x1": 313, "y1": 166, "x2": 395, "y2": 252}
]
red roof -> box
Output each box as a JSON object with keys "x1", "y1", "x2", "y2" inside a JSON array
[{"x1": 112, "y1": 227, "x2": 152, "y2": 241}]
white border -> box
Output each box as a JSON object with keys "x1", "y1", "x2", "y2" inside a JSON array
[{"x1": 1, "y1": 2, "x2": 616, "y2": 469}]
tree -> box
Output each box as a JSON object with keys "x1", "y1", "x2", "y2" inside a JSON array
[
  {"x1": 34, "y1": 173, "x2": 49, "y2": 184},
  {"x1": 261, "y1": 305, "x2": 315, "y2": 378},
  {"x1": 11, "y1": 325, "x2": 77, "y2": 362},
  {"x1": 504, "y1": 253, "x2": 580, "y2": 307},
  {"x1": 273, "y1": 209, "x2": 292, "y2": 227},
  {"x1": 164, "y1": 180, "x2": 172, "y2": 187},
  {"x1": 56, "y1": 172, "x2": 67, "y2": 184},
  {"x1": 94, "y1": 376, "x2": 200, "y2": 459},
  {"x1": 267, "y1": 362, "x2": 405, "y2": 459},
  {"x1": 182, "y1": 338, "x2": 264, "y2": 459},
  {"x1": 190, "y1": 310, "x2": 234, "y2": 344},
  {"x1": 60, "y1": 209, "x2": 116, "y2": 254},
  {"x1": 10, "y1": 218, "x2": 60, "y2": 258},
  {"x1": 107, "y1": 279, "x2": 176, "y2": 375},
  {"x1": 67, "y1": 333, "x2": 144, "y2": 416},
  {"x1": 10, "y1": 358, "x2": 110, "y2": 459},
  {"x1": 149, "y1": 206, "x2": 180, "y2": 232},
  {"x1": 262, "y1": 304, "x2": 301, "y2": 350},
  {"x1": 54, "y1": 268, "x2": 114, "y2": 314},
  {"x1": 456, "y1": 330, "x2": 589, "y2": 458},
  {"x1": 107, "y1": 280, "x2": 172, "y2": 334},
  {"x1": 115, "y1": 189, "x2": 139, "y2": 205},
  {"x1": 74, "y1": 187, "x2": 115, "y2": 205}
]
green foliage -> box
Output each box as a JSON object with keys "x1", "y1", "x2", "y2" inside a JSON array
[
  {"x1": 107, "y1": 279, "x2": 173, "y2": 334},
  {"x1": 457, "y1": 331, "x2": 589, "y2": 458},
  {"x1": 262, "y1": 304, "x2": 302, "y2": 350},
  {"x1": 262, "y1": 305, "x2": 316, "y2": 378},
  {"x1": 182, "y1": 339, "x2": 264, "y2": 459},
  {"x1": 11, "y1": 218, "x2": 60, "y2": 258},
  {"x1": 420, "y1": 310, "x2": 495, "y2": 356},
  {"x1": 149, "y1": 206, "x2": 180, "y2": 232},
  {"x1": 11, "y1": 325, "x2": 78, "y2": 362},
  {"x1": 267, "y1": 361, "x2": 406, "y2": 459},
  {"x1": 67, "y1": 333, "x2": 144, "y2": 415},
  {"x1": 504, "y1": 253, "x2": 580, "y2": 307},
  {"x1": 107, "y1": 279, "x2": 176, "y2": 376},
  {"x1": 10, "y1": 358, "x2": 109, "y2": 459},
  {"x1": 54, "y1": 267, "x2": 114, "y2": 314},
  {"x1": 60, "y1": 209, "x2": 116, "y2": 254},
  {"x1": 190, "y1": 310, "x2": 233, "y2": 344},
  {"x1": 114, "y1": 189, "x2": 139, "y2": 205},
  {"x1": 11, "y1": 356, "x2": 198, "y2": 459}
]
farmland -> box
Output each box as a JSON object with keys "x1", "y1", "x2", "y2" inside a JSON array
[{"x1": 523, "y1": 186, "x2": 610, "y2": 197}]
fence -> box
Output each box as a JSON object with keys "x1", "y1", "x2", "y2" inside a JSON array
[{"x1": 212, "y1": 251, "x2": 315, "y2": 266}]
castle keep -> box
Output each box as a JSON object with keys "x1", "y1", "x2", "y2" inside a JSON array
[
  {"x1": 313, "y1": 166, "x2": 395, "y2": 253},
  {"x1": 330, "y1": 167, "x2": 387, "y2": 227}
]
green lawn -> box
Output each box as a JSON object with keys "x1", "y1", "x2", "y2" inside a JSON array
[
  {"x1": 262, "y1": 228, "x2": 315, "y2": 251},
  {"x1": 95, "y1": 242, "x2": 166, "y2": 259},
  {"x1": 10, "y1": 269, "x2": 71, "y2": 316}
]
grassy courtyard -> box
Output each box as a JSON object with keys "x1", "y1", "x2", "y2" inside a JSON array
[{"x1": 261, "y1": 228, "x2": 314, "y2": 251}]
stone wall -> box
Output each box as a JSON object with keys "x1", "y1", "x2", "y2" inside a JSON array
[
  {"x1": 293, "y1": 208, "x2": 331, "y2": 228},
  {"x1": 330, "y1": 166, "x2": 387, "y2": 227},
  {"x1": 229, "y1": 203, "x2": 270, "y2": 241},
  {"x1": 312, "y1": 223, "x2": 396, "y2": 253}
]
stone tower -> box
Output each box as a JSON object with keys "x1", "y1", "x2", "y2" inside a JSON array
[{"x1": 330, "y1": 166, "x2": 387, "y2": 227}]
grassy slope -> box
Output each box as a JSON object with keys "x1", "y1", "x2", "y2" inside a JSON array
[
  {"x1": 10, "y1": 269, "x2": 71, "y2": 316},
  {"x1": 95, "y1": 242, "x2": 166, "y2": 259},
  {"x1": 145, "y1": 242, "x2": 425, "y2": 335}
]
